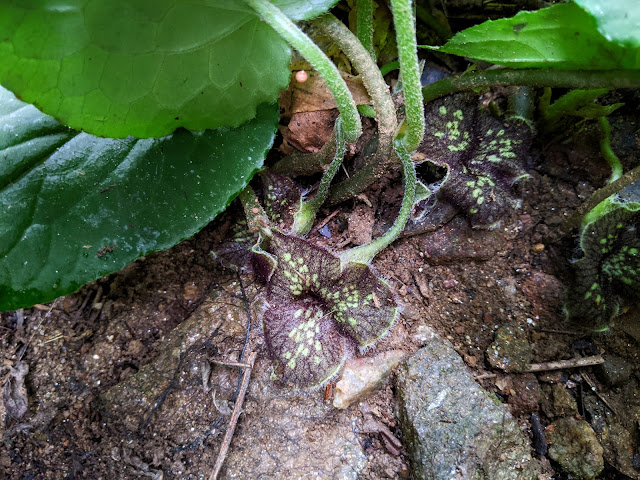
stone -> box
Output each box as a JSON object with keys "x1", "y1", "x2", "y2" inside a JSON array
[
  {"x1": 594, "y1": 354, "x2": 633, "y2": 387},
  {"x1": 395, "y1": 329, "x2": 547, "y2": 480},
  {"x1": 547, "y1": 417, "x2": 604, "y2": 479},
  {"x1": 486, "y1": 324, "x2": 532, "y2": 372},
  {"x1": 541, "y1": 384, "x2": 578, "y2": 418},
  {"x1": 333, "y1": 350, "x2": 407, "y2": 409}
]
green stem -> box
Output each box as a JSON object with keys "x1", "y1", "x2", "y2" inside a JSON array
[
  {"x1": 507, "y1": 86, "x2": 535, "y2": 127},
  {"x1": 308, "y1": 13, "x2": 399, "y2": 206},
  {"x1": 244, "y1": 0, "x2": 362, "y2": 143},
  {"x1": 238, "y1": 186, "x2": 272, "y2": 238},
  {"x1": 357, "y1": 0, "x2": 376, "y2": 61},
  {"x1": 553, "y1": 163, "x2": 640, "y2": 241},
  {"x1": 390, "y1": 0, "x2": 425, "y2": 151},
  {"x1": 293, "y1": 121, "x2": 347, "y2": 235},
  {"x1": 598, "y1": 116, "x2": 623, "y2": 183},
  {"x1": 423, "y1": 69, "x2": 640, "y2": 104},
  {"x1": 340, "y1": 139, "x2": 416, "y2": 265},
  {"x1": 311, "y1": 14, "x2": 398, "y2": 172},
  {"x1": 271, "y1": 127, "x2": 338, "y2": 176}
]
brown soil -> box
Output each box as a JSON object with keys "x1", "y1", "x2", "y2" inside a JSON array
[{"x1": 2, "y1": 96, "x2": 639, "y2": 479}]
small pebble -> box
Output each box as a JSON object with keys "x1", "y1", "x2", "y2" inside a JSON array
[{"x1": 531, "y1": 243, "x2": 545, "y2": 253}]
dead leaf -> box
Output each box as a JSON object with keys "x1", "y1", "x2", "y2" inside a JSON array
[{"x1": 2, "y1": 361, "x2": 29, "y2": 423}]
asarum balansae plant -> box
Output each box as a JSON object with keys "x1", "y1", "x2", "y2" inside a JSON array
[
  {"x1": 257, "y1": 231, "x2": 397, "y2": 389},
  {"x1": 215, "y1": 173, "x2": 398, "y2": 389},
  {"x1": 414, "y1": 93, "x2": 531, "y2": 228},
  {"x1": 565, "y1": 180, "x2": 640, "y2": 331}
]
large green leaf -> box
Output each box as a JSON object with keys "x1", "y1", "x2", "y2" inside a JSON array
[
  {"x1": 428, "y1": 2, "x2": 640, "y2": 69},
  {"x1": 0, "y1": 85, "x2": 278, "y2": 311},
  {"x1": 575, "y1": 0, "x2": 640, "y2": 47},
  {"x1": 0, "y1": 0, "x2": 337, "y2": 139}
]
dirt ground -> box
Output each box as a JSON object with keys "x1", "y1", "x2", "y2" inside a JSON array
[{"x1": 2, "y1": 90, "x2": 640, "y2": 479}]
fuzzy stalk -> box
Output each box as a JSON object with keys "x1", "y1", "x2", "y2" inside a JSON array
[
  {"x1": 293, "y1": 121, "x2": 347, "y2": 235},
  {"x1": 238, "y1": 186, "x2": 272, "y2": 238},
  {"x1": 598, "y1": 116, "x2": 623, "y2": 183},
  {"x1": 423, "y1": 69, "x2": 640, "y2": 104},
  {"x1": 244, "y1": 0, "x2": 362, "y2": 142},
  {"x1": 357, "y1": 0, "x2": 376, "y2": 60},
  {"x1": 390, "y1": 0, "x2": 425, "y2": 151},
  {"x1": 553, "y1": 163, "x2": 640, "y2": 241},
  {"x1": 311, "y1": 14, "x2": 398, "y2": 185},
  {"x1": 340, "y1": 139, "x2": 416, "y2": 265}
]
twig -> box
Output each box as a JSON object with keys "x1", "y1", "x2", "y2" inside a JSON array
[
  {"x1": 474, "y1": 373, "x2": 497, "y2": 380},
  {"x1": 210, "y1": 359, "x2": 253, "y2": 369},
  {"x1": 525, "y1": 355, "x2": 604, "y2": 372},
  {"x1": 313, "y1": 208, "x2": 341, "y2": 232},
  {"x1": 581, "y1": 370, "x2": 617, "y2": 415},
  {"x1": 209, "y1": 351, "x2": 257, "y2": 480}
]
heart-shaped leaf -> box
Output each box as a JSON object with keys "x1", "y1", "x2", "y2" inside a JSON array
[
  {"x1": 0, "y1": 0, "x2": 338, "y2": 138},
  {"x1": 0, "y1": 85, "x2": 278, "y2": 311},
  {"x1": 259, "y1": 231, "x2": 398, "y2": 389}
]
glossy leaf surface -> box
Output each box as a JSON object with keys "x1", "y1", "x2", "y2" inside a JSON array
[
  {"x1": 575, "y1": 0, "x2": 640, "y2": 47},
  {"x1": 0, "y1": 85, "x2": 278, "y2": 310},
  {"x1": 429, "y1": 3, "x2": 640, "y2": 69},
  {"x1": 0, "y1": 0, "x2": 337, "y2": 138}
]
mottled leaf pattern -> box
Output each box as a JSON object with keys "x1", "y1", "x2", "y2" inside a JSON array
[
  {"x1": 263, "y1": 296, "x2": 346, "y2": 389},
  {"x1": 330, "y1": 263, "x2": 397, "y2": 347},
  {"x1": 416, "y1": 93, "x2": 530, "y2": 228},
  {"x1": 260, "y1": 231, "x2": 398, "y2": 389},
  {"x1": 212, "y1": 173, "x2": 301, "y2": 272},
  {"x1": 262, "y1": 172, "x2": 302, "y2": 231},
  {"x1": 566, "y1": 195, "x2": 640, "y2": 329}
]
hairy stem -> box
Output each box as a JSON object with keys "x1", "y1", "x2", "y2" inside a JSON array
[
  {"x1": 311, "y1": 13, "x2": 398, "y2": 203},
  {"x1": 271, "y1": 127, "x2": 338, "y2": 176},
  {"x1": 423, "y1": 69, "x2": 640, "y2": 104},
  {"x1": 598, "y1": 116, "x2": 623, "y2": 183},
  {"x1": 390, "y1": 0, "x2": 425, "y2": 151},
  {"x1": 553, "y1": 163, "x2": 640, "y2": 241},
  {"x1": 244, "y1": 0, "x2": 362, "y2": 142},
  {"x1": 340, "y1": 139, "x2": 416, "y2": 265},
  {"x1": 357, "y1": 0, "x2": 376, "y2": 60},
  {"x1": 238, "y1": 186, "x2": 272, "y2": 238},
  {"x1": 293, "y1": 121, "x2": 347, "y2": 235}
]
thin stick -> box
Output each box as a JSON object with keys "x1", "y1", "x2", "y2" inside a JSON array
[
  {"x1": 209, "y1": 351, "x2": 257, "y2": 480},
  {"x1": 581, "y1": 371, "x2": 617, "y2": 415},
  {"x1": 210, "y1": 359, "x2": 253, "y2": 369},
  {"x1": 525, "y1": 355, "x2": 604, "y2": 372}
]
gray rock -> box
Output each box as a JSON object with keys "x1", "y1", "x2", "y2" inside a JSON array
[
  {"x1": 333, "y1": 350, "x2": 407, "y2": 409},
  {"x1": 595, "y1": 354, "x2": 633, "y2": 387},
  {"x1": 396, "y1": 328, "x2": 546, "y2": 480},
  {"x1": 486, "y1": 323, "x2": 532, "y2": 372},
  {"x1": 222, "y1": 364, "x2": 367, "y2": 480},
  {"x1": 547, "y1": 417, "x2": 604, "y2": 479}
]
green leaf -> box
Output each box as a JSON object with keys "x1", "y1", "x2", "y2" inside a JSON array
[
  {"x1": 0, "y1": 0, "x2": 337, "y2": 138},
  {"x1": 574, "y1": 0, "x2": 640, "y2": 47},
  {"x1": 0, "y1": 85, "x2": 278, "y2": 311},
  {"x1": 427, "y1": 2, "x2": 640, "y2": 70}
]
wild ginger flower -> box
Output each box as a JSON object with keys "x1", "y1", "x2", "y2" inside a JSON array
[{"x1": 257, "y1": 231, "x2": 398, "y2": 389}]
